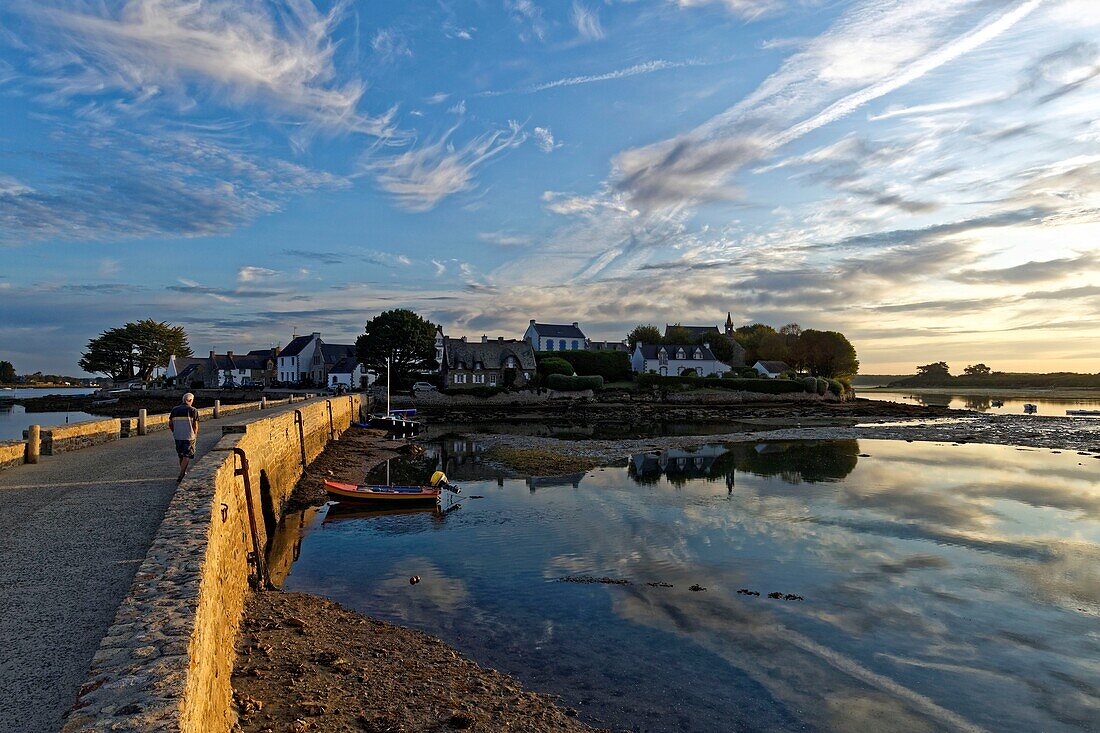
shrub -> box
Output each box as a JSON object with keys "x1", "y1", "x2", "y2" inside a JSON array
[
  {"x1": 802, "y1": 376, "x2": 817, "y2": 392},
  {"x1": 536, "y1": 350, "x2": 632, "y2": 382},
  {"x1": 548, "y1": 374, "x2": 604, "y2": 391},
  {"x1": 723, "y1": 367, "x2": 758, "y2": 379},
  {"x1": 538, "y1": 357, "x2": 574, "y2": 377},
  {"x1": 827, "y1": 379, "x2": 843, "y2": 396},
  {"x1": 441, "y1": 385, "x2": 506, "y2": 398},
  {"x1": 636, "y1": 373, "x2": 809, "y2": 394},
  {"x1": 815, "y1": 377, "x2": 828, "y2": 395}
]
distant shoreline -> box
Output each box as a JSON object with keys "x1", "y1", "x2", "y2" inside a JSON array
[{"x1": 859, "y1": 386, "x2": 1100, "y2": 399}]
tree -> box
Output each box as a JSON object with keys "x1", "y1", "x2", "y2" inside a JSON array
[
  {"x1": 356, "y1": 309, "x2": 437, "y2": 389},
  {"x1": 964, "y1": 363, "x2": 992, "y2": 376},
  {"x1": 79, "y1": 320, "x2": 192, "y2": 382},
  {"x1": 0, "y1": 360, "x2": 15, "y2": 383},
  {"x1": 917, "y1": 362, "x2": 951, "y2": 378},
  {"x1": 663, "y1": 324, "x2": 697, "y2": 345},
  {"x1": 627, "y1": 324, "x2": 662, "y2": 350},
  {"x1": 796, "y1": 330, "x2": 859, "y2": 378},
  {"x1": 705, "y1": 334, "x2": 738, "y2": 363},
  {"x1": 733, "y1": 323, "x2": 778, "y2": 365}
]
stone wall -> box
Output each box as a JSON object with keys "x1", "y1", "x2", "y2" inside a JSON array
[
  {"x1": 35, "y1": 419, "x2": 122, "y2": 455},
  {"x1": 62, "y1": 395, "x2": 361, "y2": 733},
  {"x1": 0, "y1": 440, "x2": 24, "y2": 469}
]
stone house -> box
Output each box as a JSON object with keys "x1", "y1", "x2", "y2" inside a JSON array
[
  {"x1": 276, "y1": 333, "x2": 358, "y2": 386},
  {"x1": 441, "y1": 336, "x2": 537, "y2": 389},
  {"x1": 523, "y1": 320, "x2": 587, "y2": 352}
]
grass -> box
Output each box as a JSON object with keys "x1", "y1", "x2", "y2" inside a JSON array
[{"x1": 485, "y1": 446, "x2": 599, "y2": 476}]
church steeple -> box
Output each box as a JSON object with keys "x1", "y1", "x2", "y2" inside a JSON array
[{"x1": 725, "y1": 311, "x2": 734, "y2": 336}]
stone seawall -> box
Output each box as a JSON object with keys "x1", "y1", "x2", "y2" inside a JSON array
[
  {"x1": 36, "y1": 419, "x2": 123, "y2": 455},
  {"x1": 0, "y1": 440, "x2": 24, "y2": 469},
  {"x1": 62, "y1": 395, "x2": 362, "y2": 733}
]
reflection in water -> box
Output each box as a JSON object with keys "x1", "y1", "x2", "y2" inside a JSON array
[
  {"x1": 861, "y1": 391, "x2": 1100, "y2": 416},
  {"x1": 280, "y1": 440, "x2": 1100, "y2": 733}
]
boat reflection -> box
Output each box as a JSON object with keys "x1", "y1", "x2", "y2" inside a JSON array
[
  {"x1": 323, "y1": 501, "x2": 456, "y2": 524},
  {"x1": 628, "y1": 440, "x2": 861, "y2": 486}
]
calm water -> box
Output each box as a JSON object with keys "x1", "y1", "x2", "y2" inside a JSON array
[
  {"x1": 0, "y1": 404, "x2": 99, "y2": 441},
  {"x1": 0, "y1": 387, "x2": 97, "y2": 398},
  {"x1": 860, "y1": 390, "x2": 1100, "y2": 416},
  {"x1": 276, "y1": 440, "x2": 1099, "y2": 733}
]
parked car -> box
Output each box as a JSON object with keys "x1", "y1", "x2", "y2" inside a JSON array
[
  {"x1": 412, "y1": 382, "x2": 437, "y2": 393},
  {"x1": 128, "y1": 382, "x2": 146, "y2": 391}
]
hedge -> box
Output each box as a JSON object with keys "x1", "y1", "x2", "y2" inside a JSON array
[
  {"x1": 636, "y1": 373, "x2": 808, "y2": 394},
  {"x1": 537, "y1": 357, "x2": 574, "y2": 377},
  {"x1": 815, "y1": 377, "x2": 828, "y2": 396},
  {"x1": 548, "y1": 374, "x2": 604, "y2": 391},
  {"x1": 536, "y1": 350, "x2": 632, "y2": 382}
]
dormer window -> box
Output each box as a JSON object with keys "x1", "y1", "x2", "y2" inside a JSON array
[
  {"x1": 693, "y1": 349, "x2": 702, "y2": 360},
  {"x1": 676, "y1": 348, "x2": 686, "y2": 360}
]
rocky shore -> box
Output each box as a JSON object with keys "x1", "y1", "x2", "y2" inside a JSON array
[{"x1": 233, "y1": 592, "x2": 607, "y2": 733}]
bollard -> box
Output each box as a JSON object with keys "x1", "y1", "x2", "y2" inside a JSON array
[
  {"x1": 260, "y1": 396, "x2": 267, "y2": 410},
  {"x1": 26, "y1": 425, "x2": 40, "y2": 464},
  {"x1": 213, "y1": 399, "x2": 221, "y2": 419},
  {"x1": 137, "y1": 408, "x2": 147, "y2": 436}
]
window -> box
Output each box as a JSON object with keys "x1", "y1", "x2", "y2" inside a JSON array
[
  {"x1": 332, "y1": 376, "x2": 337, "y2": 384},
  {"x1": 524, "y1": 372, "x2": 531, "y2": 380},
  {"x1": 558, "y1": 339, "x2": 566, "y2": 350},
  {"x1": 694, "y1": 349, "x2": 702, "y2": 360},
  {"x1": 571, "y1": 340, "x2": 578, "y2": 350},
  {"x1": 546, "y1": 340, "x2": 554, "y2": 351},
  {"x1": 474, "y1": 374, "x2": 485, "y2": 384},
  {"x1": 506, "y1": 357, "x2": 515, "y2": 367},
  {"x1": 489, "y1": 374, "x2": 498, "y2": 385},
  {"x1": 453, "y1": 374, "x2": 467, "y2": 384},
  {"x1": 676, "y1": 348, "x2": 686, "y2": 359}
]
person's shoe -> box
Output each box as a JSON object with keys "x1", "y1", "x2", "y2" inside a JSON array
[{"x1": 177, "y1": 475, "x2": 185, "y2": 484}]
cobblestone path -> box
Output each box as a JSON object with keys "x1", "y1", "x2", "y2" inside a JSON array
[{"x1": 0, "y1": 418, "x2": 235, "y2": 733}]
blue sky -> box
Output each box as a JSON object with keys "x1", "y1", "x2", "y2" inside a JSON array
[{"x1": 1, "y1": 0, "x2": 1098, "y2": 374}]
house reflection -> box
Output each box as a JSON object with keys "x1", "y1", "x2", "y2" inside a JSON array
[{"x1": 629, "y1": 441, "x2": 861, "y2": 487}]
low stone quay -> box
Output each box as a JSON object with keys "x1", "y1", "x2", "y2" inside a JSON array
[{"x1": 0, "y1": 395, "x2": 362, "y2": 733}]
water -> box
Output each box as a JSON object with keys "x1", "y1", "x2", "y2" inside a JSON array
[
  {"x1": 0, "y1": 387, "x2": 97, "y2": 398},
  {"x1": 275, "y1": 440, "x2": 1100, "y2": 733},
  {"x1": 0, "y1": 404, "x2": 99, "y2": 441},
  {"x1": 860, "y1": 390, "x2": 1100, "y2": 416}
]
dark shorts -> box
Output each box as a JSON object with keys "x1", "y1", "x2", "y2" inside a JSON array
[{"x1": 175, "y1": 439, "x2": 196, "y2": 459}]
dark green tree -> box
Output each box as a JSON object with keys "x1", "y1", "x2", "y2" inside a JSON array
[
  {"x1": 796, "y1": 330, "x2": 859, "y2": 378},
  {"x1": 663, "y1": 324, "x2": 698, "y2": 345},
  {"x1": 733, "y1": 323, "x2": 778, "y2": 365},
  {"x1": 356, "y1": 309, "x2": 437, "y2": 388},
  {"x1": 963, "y1": 363, "x2": 992, "y2": 376},
  {"x1": 705, "y1": 334, "x2": 738, "y2": 363},
  {"x1": 0, "y1": 360, "x2": 15, "y2": 383},
  {"x1": 79, "y1": 320, "x2": 191, "y2": 382},
  {"x1": 626, "y1": 324, "x2": 662, "y2": 350},
  {"x1": 917, "y1": 361, "x2": 951, "y2": 378}
]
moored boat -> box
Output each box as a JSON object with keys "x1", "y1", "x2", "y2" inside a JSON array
[{"x1": 324, "y1": 471, "x2": 459, "y2": 504}]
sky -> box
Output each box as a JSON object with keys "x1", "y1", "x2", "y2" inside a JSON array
[{"x1": 0, "y1": 0, "x2": 1098, "y2": 376}]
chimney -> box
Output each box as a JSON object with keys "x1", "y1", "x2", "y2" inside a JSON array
[
  {"x1": 498, "y1": 336, "x2": 504, "y2": 342},
  {"x1": 227, "y1": 350, "x2": 233, "y2": 359},
  {"x1": 311, "y1": 332, "x2": 321, "y2": 339},
  {"x1": 209, "y1": 350, "x2": 216, "y2": 361},
  {"x1": 461, "y1": 336, "x2": 467, "y2": 343},
  {"x1": 482, "y1": 335, "x2": 488, "y2": 343},
  {"x1": 529, "y1": 319, "x2": 536, "y2": 326},
  {"x1": 273, "y1": 346, "x2": 281, "y2": 357},
  {"x1": 572, "y1": 321, "x2": 579, "y2": 328},
  {"x1": 703, "y1": 342, "x2": 710, "y2": 350}
]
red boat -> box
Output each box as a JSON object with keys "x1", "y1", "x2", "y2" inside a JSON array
[{"x1": 323, "y1": 471, "x2": 458, "y2": 504}]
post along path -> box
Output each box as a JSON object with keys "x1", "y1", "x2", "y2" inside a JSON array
[{"x1": 0, "y1": 411, "x2": 252, "y2": 733}]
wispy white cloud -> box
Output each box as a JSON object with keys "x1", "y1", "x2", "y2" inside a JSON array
[
  {"x1": 366, "y1": 121, "x2": 527, "y2": 211},
  {"x1": 8, "y1": 0, "x2": 398, "y2": 136},
  {"x1": 571, "y1": 1, "x2": 605, "y2": 41},
  {"x1": 504, "y1": 0, "x2": 548, "y2": 42},
  {"x1": 479, "y1": 231, "x2": 532, "y2": 247},
  {"x1": 533, "y1": 126, "x2": 560, "y2": 153},
  {"x1": 237, "y1": 266, "x2": 279, "y2": 282},
  {"x1": 371, "y1": 27, "x2": 412, "y2": 64},
  {"x1": 673, "y1": 0, "x2": 787, "y2": 21},
  {"x1": 480, "y1": 58, "x2": 713, "y2": 97}
]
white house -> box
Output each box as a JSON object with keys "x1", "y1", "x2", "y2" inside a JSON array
[
  {"x1": 753, "y1": 360, "x2": 792, "y2": 378},
  {"x1": 631, "y1": 343, "x2": 731, "y2": 377},
  {"x1": 277, "y1": 333, "x2": 322, "y2": 384},
  {"x1": 523, "y1": 320, "x2": 587, "y2": 352},
  {"x1": 328, "y1": 356, "x2": 366, "y2": 389}
]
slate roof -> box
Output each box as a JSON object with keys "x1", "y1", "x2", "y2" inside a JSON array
[
  {"x1": 320, "y1": 343, "x2": 356, "y2": 365},
  {"x1": 529, "y1": 322, "x2": 586, "y2": 339},
  {"x1": 444, "y1": 338, "x2": 537, "y2": 370},
  {"x1": 176, "y1": 363, "x2": 203, "y2": 380},
  {"x1": 328, "y1": 356, "x2": 360, "y2": 375},
  {"x1": 665, "y1": 324, "x2": 721, "y2": 338},
  {"x1": 755, "y1": 360, "x2": 792, "y2": 373},
  {"x1": 231, "y1": 354, "x2": 272, "y2": 370},
  {"x1": 589, "y1": 340, "x2": 630, "y2": 352},
  {"x1": 636, "y1": 344, "x2": 718, "y2": 360},
  {"x1": 280, "y1": 335, "x2": 315, "y2": 357}
]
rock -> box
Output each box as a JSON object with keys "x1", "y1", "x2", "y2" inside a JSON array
[
  {"x1": 410, "y1": 576, "x2": 421, "y2": 585},
  {"x1": 689, "y1": 584, "x2": 706, "y2": 592}
]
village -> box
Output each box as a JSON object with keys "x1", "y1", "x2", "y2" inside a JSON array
[{"x1": 156, "y1": 312, "x2": 854, "y2": 397}]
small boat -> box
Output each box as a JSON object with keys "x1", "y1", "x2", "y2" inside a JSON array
[
  {"x1": 991, "y1": 400, "x2": 1004, "y2": 407},
  {"x1": 324, "y1": 471, "x2": 459, "y2": 504},
  {"x1": 356, "y1": 411, "x2": 420, "y2": 432},
  {"x1": 91, "y1": 397, "x2": 119, "y2": 406},
  {"x1": 1023, "y1": 403, "x2": 1038, "y2": 414},
  {"x1": 1067, "y1": 409, "x2": 1100, "y2": 416}
]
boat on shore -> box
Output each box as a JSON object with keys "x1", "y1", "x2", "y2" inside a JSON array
[{"x1": 1066, "y1": 409, "x2": 1100, "y2": 416}]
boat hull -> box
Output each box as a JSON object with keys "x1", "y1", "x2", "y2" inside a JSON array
[{"x1": 324, "y1": 480, "x2": 440, "y2": 503}]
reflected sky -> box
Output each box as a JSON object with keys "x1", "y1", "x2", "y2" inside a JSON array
[{"x1": 281, "y1": 440, "x2": 1099, "y2": 732}]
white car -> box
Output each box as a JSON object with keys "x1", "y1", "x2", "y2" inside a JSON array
[{"x1": 412, "y1": 382, "x2": 437, "y2": 393}]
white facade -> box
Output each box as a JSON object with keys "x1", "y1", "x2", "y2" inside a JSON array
[
  {"x1": 277, "y1": 333, "x2": 321, "y2": 384},
  {"x1": 329, "y1": 363, "x2": 365, "y2": 388},
  {"x1": 631, "y1": 343, "x2": 732, "y2": 377},
  {"x1": 752, "y1": 361, "x2": 792, "y2": 378}
]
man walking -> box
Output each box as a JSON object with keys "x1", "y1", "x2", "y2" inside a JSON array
[{"x1": 169, "y1": 393, "x2": 199, "y2": 483}]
